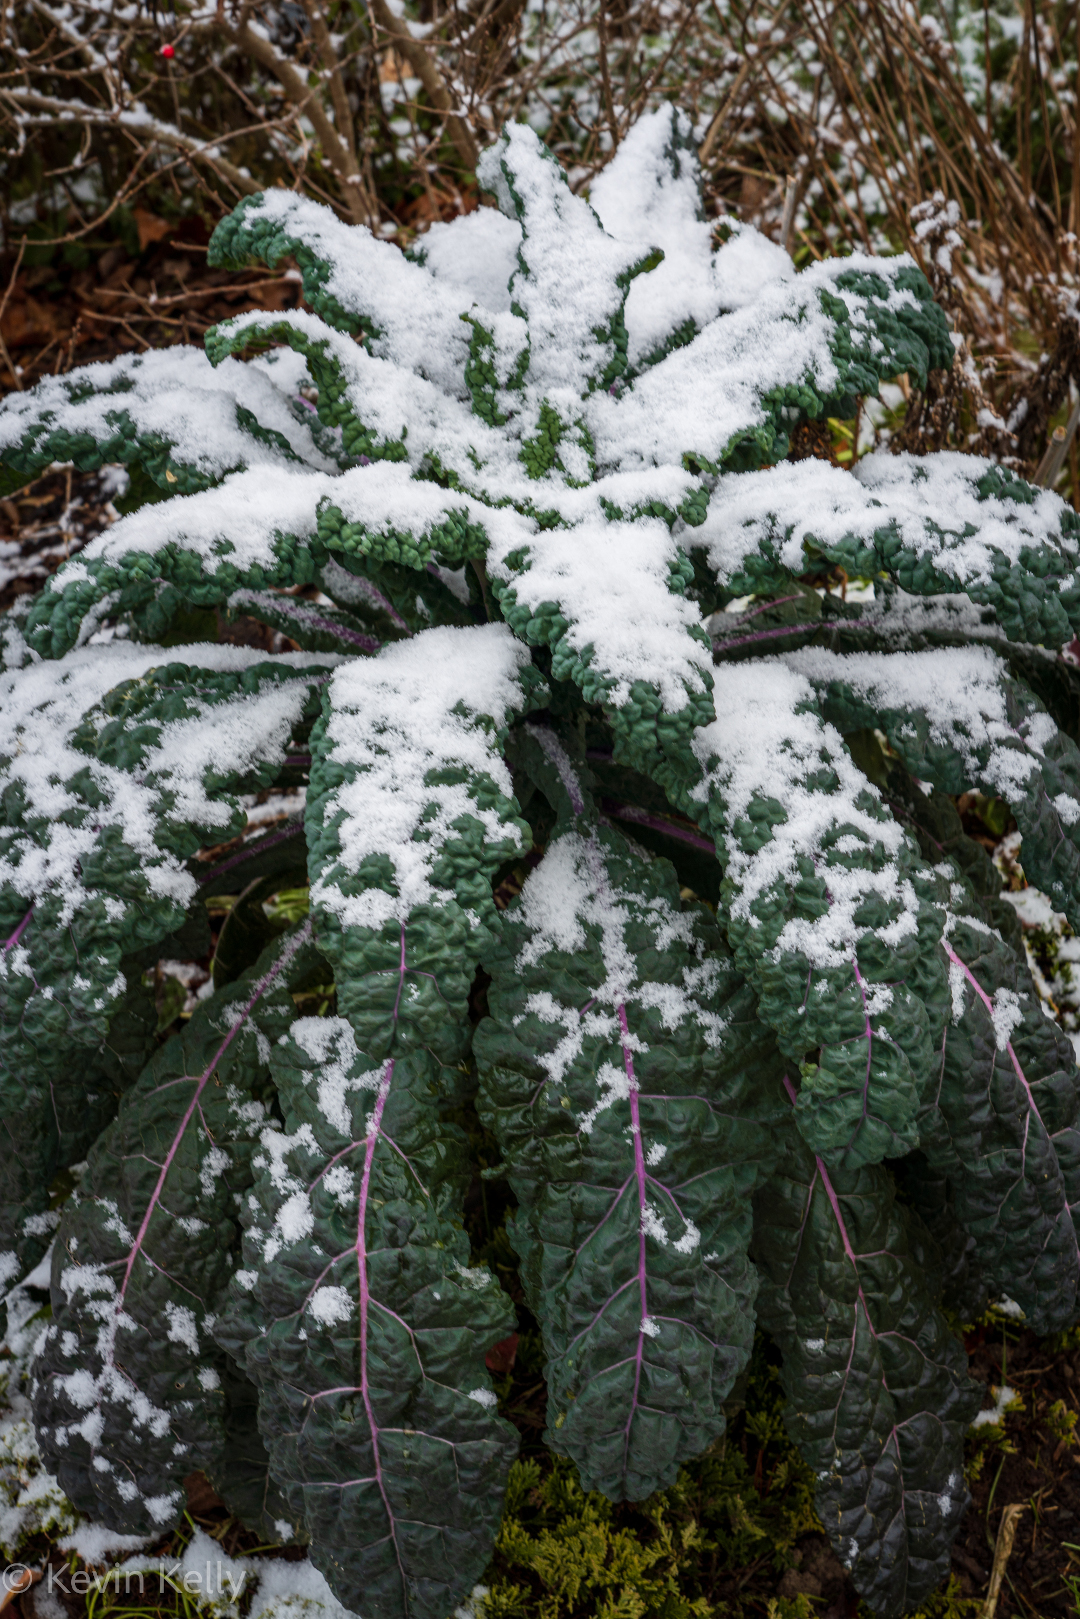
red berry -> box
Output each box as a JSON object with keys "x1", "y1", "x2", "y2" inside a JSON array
[{"x1": 160, "y1": 42, "x2": 175, "y2": 57}]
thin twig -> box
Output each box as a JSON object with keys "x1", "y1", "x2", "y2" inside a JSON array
[
  {"x1": 367, "y1": 0, "x2": 479, "y2": 171},
  {"x1": 0, "y1": 235, "x2": 27, "y2": 391},
  {"x1": 3, "y1": 87, "x2": 260, "y2": 198}
]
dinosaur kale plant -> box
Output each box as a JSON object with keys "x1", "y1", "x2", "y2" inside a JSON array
[{"x1": 2, "y1": 105, "x2": 1080, "y2": 1619}]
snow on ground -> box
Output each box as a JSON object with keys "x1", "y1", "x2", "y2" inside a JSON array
[
  {"x1": 0, "y1": 1252, "x2": 77, "y2": 1562},
  {"x1": 0, "y1": 1254, "x2": 361, "y2": 1619}
]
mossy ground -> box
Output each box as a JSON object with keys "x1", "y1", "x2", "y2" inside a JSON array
[
  {"x1": 479, "y1": 1333, "x2": 836, "y2": 1619},
  {"x1": 2, "y1": 1320, "x2": 988, "y2": 1619}
]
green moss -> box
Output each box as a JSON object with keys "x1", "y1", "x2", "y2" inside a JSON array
[
  {"x1": 478, "y1": 1337, "x2": 822, "y2": 1619},
  {"x1": 903, "y1": 1576, "x2": 981, "y2": 1619}
]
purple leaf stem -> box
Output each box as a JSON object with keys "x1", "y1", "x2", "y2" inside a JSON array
[
  {"x1": 712, "y1": 622, "x2": 820, "y2": 655},
  {"x1": 3, "y1": 907, "x2": 32, "y2": 953},
  {"x1": 238, "y1": 577, "x2": 407, "y2": 638},
  {"x1": 291, "y1": 614, "x2": 380, "y2": 653},
  {"x1": 719, "y1": 594, "x2": 805, "y2": 631},
  {"x1": 601, "y1": 801, "x2": 716, "y2": 855},
  {"x1": 355, "y1": 1065, "x2": 397, "y2": 1557},
  {"x1": 332, "y1": 574, "x2": 409, "y2": 634},
  {"x1": 619, "y1": 1002, "x2": 650, "y2": 1469},
  {"x1": 354, "y1": 922, "x2": 409, "y2": 1582},
  {"x1": 119, "y1": 919, "x2": 312, "y2": 1299},
  {"x1": 527, "y1": 723, "x2": 586, "y2": 814},
  {"x1": 197, "y1": 822, "x2": 304, "y2": 884},
  {"x1": 779, "y1": 1069, "x2": 926, "y2": 1543},
  {"x1": 525, "y1": 719, "x2": 711, "y2": 1457},
  {"x1": 782, "y1": 1074, "x2": 873, "y2": 1297},
  {"x1": 252, "y1": 593, "x2": 381, "y2": 652}
]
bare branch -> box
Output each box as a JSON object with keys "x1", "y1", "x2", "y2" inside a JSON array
[
  {"x1": 366, "y1": 0, "x2": 479, "y2": 172},
  {"x1": 224, "y1": 17, "x2": 377, "y2": 224},
  {"x1": 3, "y1": 86, "x2": 262, "y2": 195}
]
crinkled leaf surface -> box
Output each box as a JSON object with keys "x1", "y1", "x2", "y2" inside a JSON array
[
  {"x1": 209, "y1": 185, "x2": 524, "y2": 403},
  {"x1": 689, "y1": 658, "x2": 947, "y2": 1171},
  {"x1": 0, "y1": 643, "x2": 331, "y2": 1279},
  {"x1": 0, "y1": 643, "x2": 327, "y2": 1064},
  {"x1": 861, "y1": 771, "x2": 1080, "y2": 1330},
  {"x1": 476, "y1": 727, "x2": 787, "y2": 1500},
  {"x1": 694, "y1": 454, "x2": 1080, "y2": 645},
  {"x1": 781, "y1": 642, "x2": 1080, "y2": 927},
  {"x1": 891, "y1": 1151, "x2": 987, "y2": 1324},
  {"x1": 0, "y1": 347, "x2": 335, "y2": 501},
  {"x1": 4, "y1": 104, "x2": 1080, "y2": 1619},
  {"x1": 241, "y1": 622, "x2": 540, "y2": 1615},
  {"x1": 754, "y1": 1101, "x2": 981, "y2": 1619},
  {"x1": 32, "y1": 925, "x2": 317, "y2": 1535},
  {"x1": 22, "y1": 469, "x2": 338, "y2": 659},
  {"x1": 589, "y1": 108, "x2": 793, "y2": 371},
  {"x1": 921, "y1": 879, "x2": 1080, "y2": 1331},
  {"x1": 0, "y1": 964, "x2": 158, "y2": 1296},
  {"x1": 210, "y1": 1354, "x2": 301, "y2": 1546},
  {"x1": 219, "y1": 1016, "x2": 516, "y2": 1619},
  {"x1": 305, "y1": 622, "x2": 538, "y2": 1059}
]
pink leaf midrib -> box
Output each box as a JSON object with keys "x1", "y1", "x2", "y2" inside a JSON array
[
  {"x1": 354, "y1": 921, "x2": 409, "y2": 1593},
  {"x1": 118, "y1": 919, "x2": 311, "y2": 1304},
  {"x1": 942, "y1": 936, "x2": 1080, "y2": 1268},
  {"x1": 3, "y1": 906, "x2": 32, "y2": 953}
]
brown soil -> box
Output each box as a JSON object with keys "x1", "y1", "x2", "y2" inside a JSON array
[
  {"x1": 955, "y1": 1320, "x2": 1080, "y2": 1616},
  {"x1": 1, "y1": 209, "x2": 302, "y2": 396}
]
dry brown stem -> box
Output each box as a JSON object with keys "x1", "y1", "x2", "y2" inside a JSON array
[
  {"x1": 980, "y1": 1503, "x2": 1025, "y2": 1619},
  {"x1": 366, "y1": 0, "x2": 479, "y2": 172}
]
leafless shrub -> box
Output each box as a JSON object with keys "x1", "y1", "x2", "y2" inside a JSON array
[{"x1": 5, "y1": 0, "x2": 1080, "y2": 490}]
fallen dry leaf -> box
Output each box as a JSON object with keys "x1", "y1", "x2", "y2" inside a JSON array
[
  {"x1": 0, "y1": 1567, "x2": 40, "y2": 1614},
  {"x1": 133, "y1": 207, "x2": 172, "y2": 251}
]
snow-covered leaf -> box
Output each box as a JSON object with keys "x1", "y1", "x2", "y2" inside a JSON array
[
  {"x1": 0, "y1": 646, "x2": 330, "y2": 1281},
  {"x1": 695, "y1": 454, "x2": 1080, "y2": 645},
  {"x1": 476, "y1": 725, "x2": 787, "y2": 1499},
  {"x1": 690, "y1": 659, "x2": 944, "y2": 1169},
  {"x1": 0, "y1": 348, "x2": 334, "y2": 501},
  {"x1": 784, "y1": 643, "x2": 1080, "y2": 928},
  {"x1": 32, "y1": 924, "x2": 320, "y2": 1534},
  {"x1": 478, "y1": 123, "x2": 657, "y2": 471},
  {"x1": 219, "y1": 1015, "x2": 516, "y2": 1619},
  {"x1": 2, "y1": 105, "x2": 1075, "y2": 1619},
  {"x1": 0, "y1": 644, "x2": 330, "y2": 1075},
  {"x1": 306, "y1": 623, "x2": 538, "y2": 1061},
  {"x1": 755, "y1": 1114, "x2": 980, "y2": 1619},
  {"x1": 209, "y1": 187, "x2": 526, "y2": 407},
  {"x1": 586, "y1": 263, "x2": 950, "y2": 477},
  {"x1": 23, "y1": 469, "x2": 334, "y2": 659},
  {"x1": 590, "y1": 105, "x2": 793, "y2": 370}
]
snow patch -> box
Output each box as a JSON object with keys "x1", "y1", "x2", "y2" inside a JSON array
[
  {"x1": 311, "y1": 623, "x2": 530, "y2": 931},
  {"x1": 972, "y1": 1384, "x2": 1019, "y2": 1429},
  {"x1": 307, "y1": 1287, "x2": 353, "y2": 1328}
]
